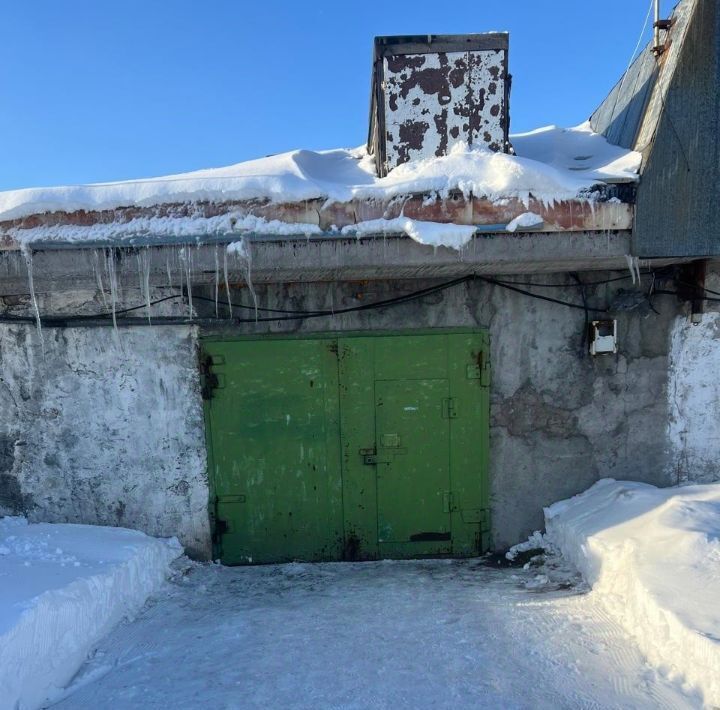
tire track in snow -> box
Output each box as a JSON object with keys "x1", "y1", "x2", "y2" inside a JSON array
[{"x1": 52, "y1": 561, "x2": 701, "y2": 710}]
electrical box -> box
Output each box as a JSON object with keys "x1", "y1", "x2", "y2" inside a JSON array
[{"x1": 589, "y1": 320, "x2": 618, "y2": 355}]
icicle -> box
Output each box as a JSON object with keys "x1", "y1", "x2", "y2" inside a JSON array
[
  {"x1": 166, "y1": 251, "x2": 173, "y2": 290},
  {"x1": 184, "y1": 248, "x2": 193, "y2": 319},
  {"x1": 92, "y1": 249, "x2": 110, "y2": 312},
  {"x1": 223, "y1": 250, "x2": 233, "y2": 318},
  {"x1": 177, "y1": 247, "x2": 184, "y2": 308},
  {"x1": 135, "y1": 250, "x2": 144, "y2": 311},
  {"x1": 214, "y1": 246, "x2": 220, "y2": 318},
  {"x1": 141, "y1": 248, "x2": 152, "y2": 323},
  {"x1": 177, "y1": 247, "x2": 194, "y2": 319},
  {"x1": 105, "y1": 248, "x2": 119, "y2": 337},
  {"x1": 21, "y1": 245, "x2": 44, "y2": 351},
  {"x1": 229, "y1": 238, "x2": 257, "y2": 322},
  {"x1": 625, "y1": 254, "x2": 641, "y2": 286}
]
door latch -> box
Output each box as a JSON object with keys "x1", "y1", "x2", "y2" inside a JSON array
[{"x1": 359, "y1": 447, "x2": 392, "y2": 465}]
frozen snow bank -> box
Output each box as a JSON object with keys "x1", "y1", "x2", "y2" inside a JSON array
[
  {"x1": 545, "y1": 480, "x2": 720, "y2": 707},
  {"x1": 0, "y1": 125, "x2": 640, "y2": 223},
  {"x1": 0, "y1": 517, "x2": 182, "y2": 710}
]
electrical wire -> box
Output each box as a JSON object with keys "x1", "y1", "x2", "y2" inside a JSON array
[
  {"x1": 477, "y1": 276, "x2": 608, "y2": 313},
  {"x1": 492, "y1": 272, "x2": 647, "y2": 289},
  {"x1": 3, "y1": 271, "x2": 719, "y2": 329}
]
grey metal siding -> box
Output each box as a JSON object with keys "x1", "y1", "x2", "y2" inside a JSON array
[
  {"x1": 633, "y1": 0, "x2": 720, "y2": 257},
  {"x1": 590, "y1": 50, "x2": 658, "y2": 150}
]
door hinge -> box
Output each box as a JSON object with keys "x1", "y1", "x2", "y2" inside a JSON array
[
  {"x1": 442, "y1": 397, "x2": 458, "y2": 419},
  {"x1": 199, "y1": 353, "x2": 225, "y2": 400},
  {"x1": 212, "y1": 518, "x2": 228, "y2": 544},
  {"x1": 480, "y1": 350, "x2": 491, "y2": 388},
  {"x1": 469, "y1": 351, "x2": 491, "y2": 387}
]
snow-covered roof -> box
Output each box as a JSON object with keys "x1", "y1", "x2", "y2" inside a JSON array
[
  {"x1": 0, "y1": 123, "x2": 640, "y2": 250},
  {"x1": 0, "y1": 123, "x2": 639, "y2": 222}
]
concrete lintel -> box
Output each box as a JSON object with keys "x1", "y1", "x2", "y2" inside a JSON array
[{"x1": 0, "y1": 230, "x2": 659, "y2": 296}]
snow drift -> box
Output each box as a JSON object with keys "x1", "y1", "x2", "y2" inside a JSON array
[
  {"x1": 0, "y1": 517, "x2": 182, "y2": 710},
  {"x1": 544, "y1": 480, "x2": 720, "y2": 707}
]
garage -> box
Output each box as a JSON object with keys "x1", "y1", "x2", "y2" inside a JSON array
[{"x1": 201, "y1": 330, "x2": 490, "y2": 564}]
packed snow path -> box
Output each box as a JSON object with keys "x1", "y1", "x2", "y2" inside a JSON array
[{"x1": 53, "y1": 560, "x2": 699, "y2": 709}]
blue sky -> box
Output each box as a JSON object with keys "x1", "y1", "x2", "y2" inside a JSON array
[{"x1": 0, "y1": 1, "x2": 661, "y2": 191}]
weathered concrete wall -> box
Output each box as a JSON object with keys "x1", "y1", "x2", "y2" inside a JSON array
[
  {"x1": 0, "y1": 297, "x2": 210, "y2": 558},
  {"x1": 195, "y1": 271, "x2": 693, "y2": 549},
  {"x1": 1, "y1": 266, "x2": 717, "y2": 556},
  {"x1": 666, "y1": 268, "x2": 720, "y2": 484}
]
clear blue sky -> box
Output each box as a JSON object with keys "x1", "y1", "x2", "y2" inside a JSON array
[{"x1": 0, "y1": 1, "x2": 663, "y2": 191}]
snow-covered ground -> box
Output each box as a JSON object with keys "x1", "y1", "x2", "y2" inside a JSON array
[
  {"x1": 544, "y1": 479, "x2": 720, "y2": 708},
  {"x1": 4, "y1": 480, "x2": 715, "y2": 709},
  {"x1": 51, "y1": 559, "x2": 699, "y2": 709},
  {"x1": 0, "y1": 518, "x2": 181, "y2": 710}
]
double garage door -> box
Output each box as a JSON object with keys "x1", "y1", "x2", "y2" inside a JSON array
[{"x1": 202, "y1": 331, "x2": 490, "y2": 564}]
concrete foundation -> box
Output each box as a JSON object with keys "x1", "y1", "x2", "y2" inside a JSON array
[{"x1": 1, "y1": 264, "x2": 718, "y2": 558}]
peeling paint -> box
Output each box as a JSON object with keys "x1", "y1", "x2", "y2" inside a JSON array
[{"x1": 382, "y1": 49, "x2": 507, "y2": 171}]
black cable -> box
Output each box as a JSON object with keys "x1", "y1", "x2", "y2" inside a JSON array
[
  {"x1": 476, "y1": 275, "x2": 609, "y2": 313},
  {"x1": 62, "y1": 293, "x2": 184, "y2": 320},
  {"x1": 224, "y1": 276, "x2": 477, "y2": 323},
  {"x1": 653, "y1": 289, "x2": 720, "y2": 303},
  {"x1": 494, "y1": 273, "x2": 639, "y2": 289},
  {"x1": 675, "y1": 280, "x2": 720, "y2": 298},
  {"x1": 0, "y1": 276, "x2": 476, "y2": 327},
  {"x1": 3, "y1": 274, "x2": 718, "y2": 329},
  {"x1": 189, "y1": 294, "x2": 327, "y2": 316}
]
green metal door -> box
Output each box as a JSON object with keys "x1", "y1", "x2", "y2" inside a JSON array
[
  {"x1": 375, "y1": 378, "x2": 452, "y2": 557},
  {"x1": 202, "y1": 330, "x2": 490, "y2": 564},
  {"x1": 202, "y1": 339, "x2": 343, "y2": 564}
]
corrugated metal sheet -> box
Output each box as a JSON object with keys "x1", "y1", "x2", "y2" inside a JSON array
[
  {"x1": 590, "y1": 0, "x2": 696, "y2": 155},
  {"x1": 633, "y1": 0, "x2": 697, "y2": 158},
  {"x1": 369, "y1": 34, "x2": 510, "y2": 177},
  {"x1": 633, "y1": 0, "x2": 720, "y2": 257},
  {"x1": 590, "y1": 49, "x2": 658, "y2": 150}
]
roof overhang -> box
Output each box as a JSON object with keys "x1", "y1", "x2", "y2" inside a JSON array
[{"x1": 0, "y1": 190, "x2": 633, "y2": 252}]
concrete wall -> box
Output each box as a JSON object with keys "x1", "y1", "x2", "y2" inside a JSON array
[
  {"x1": 666, "y1": 267, "x2": 720, "y2": 484},
  {"x1": 196, "y1": 272, "x2": 699, "y2": 550},
  {"x1": 1, "y1": 267, "x2": 718, "y2": 558},
  {"x1": 0, "y1": 295, "x2": 210, "y2": 558}
]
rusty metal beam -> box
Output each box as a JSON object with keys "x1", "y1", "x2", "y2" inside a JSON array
[{"x1": 0, "y1": 193, "x2": 634, "y2": 252}]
